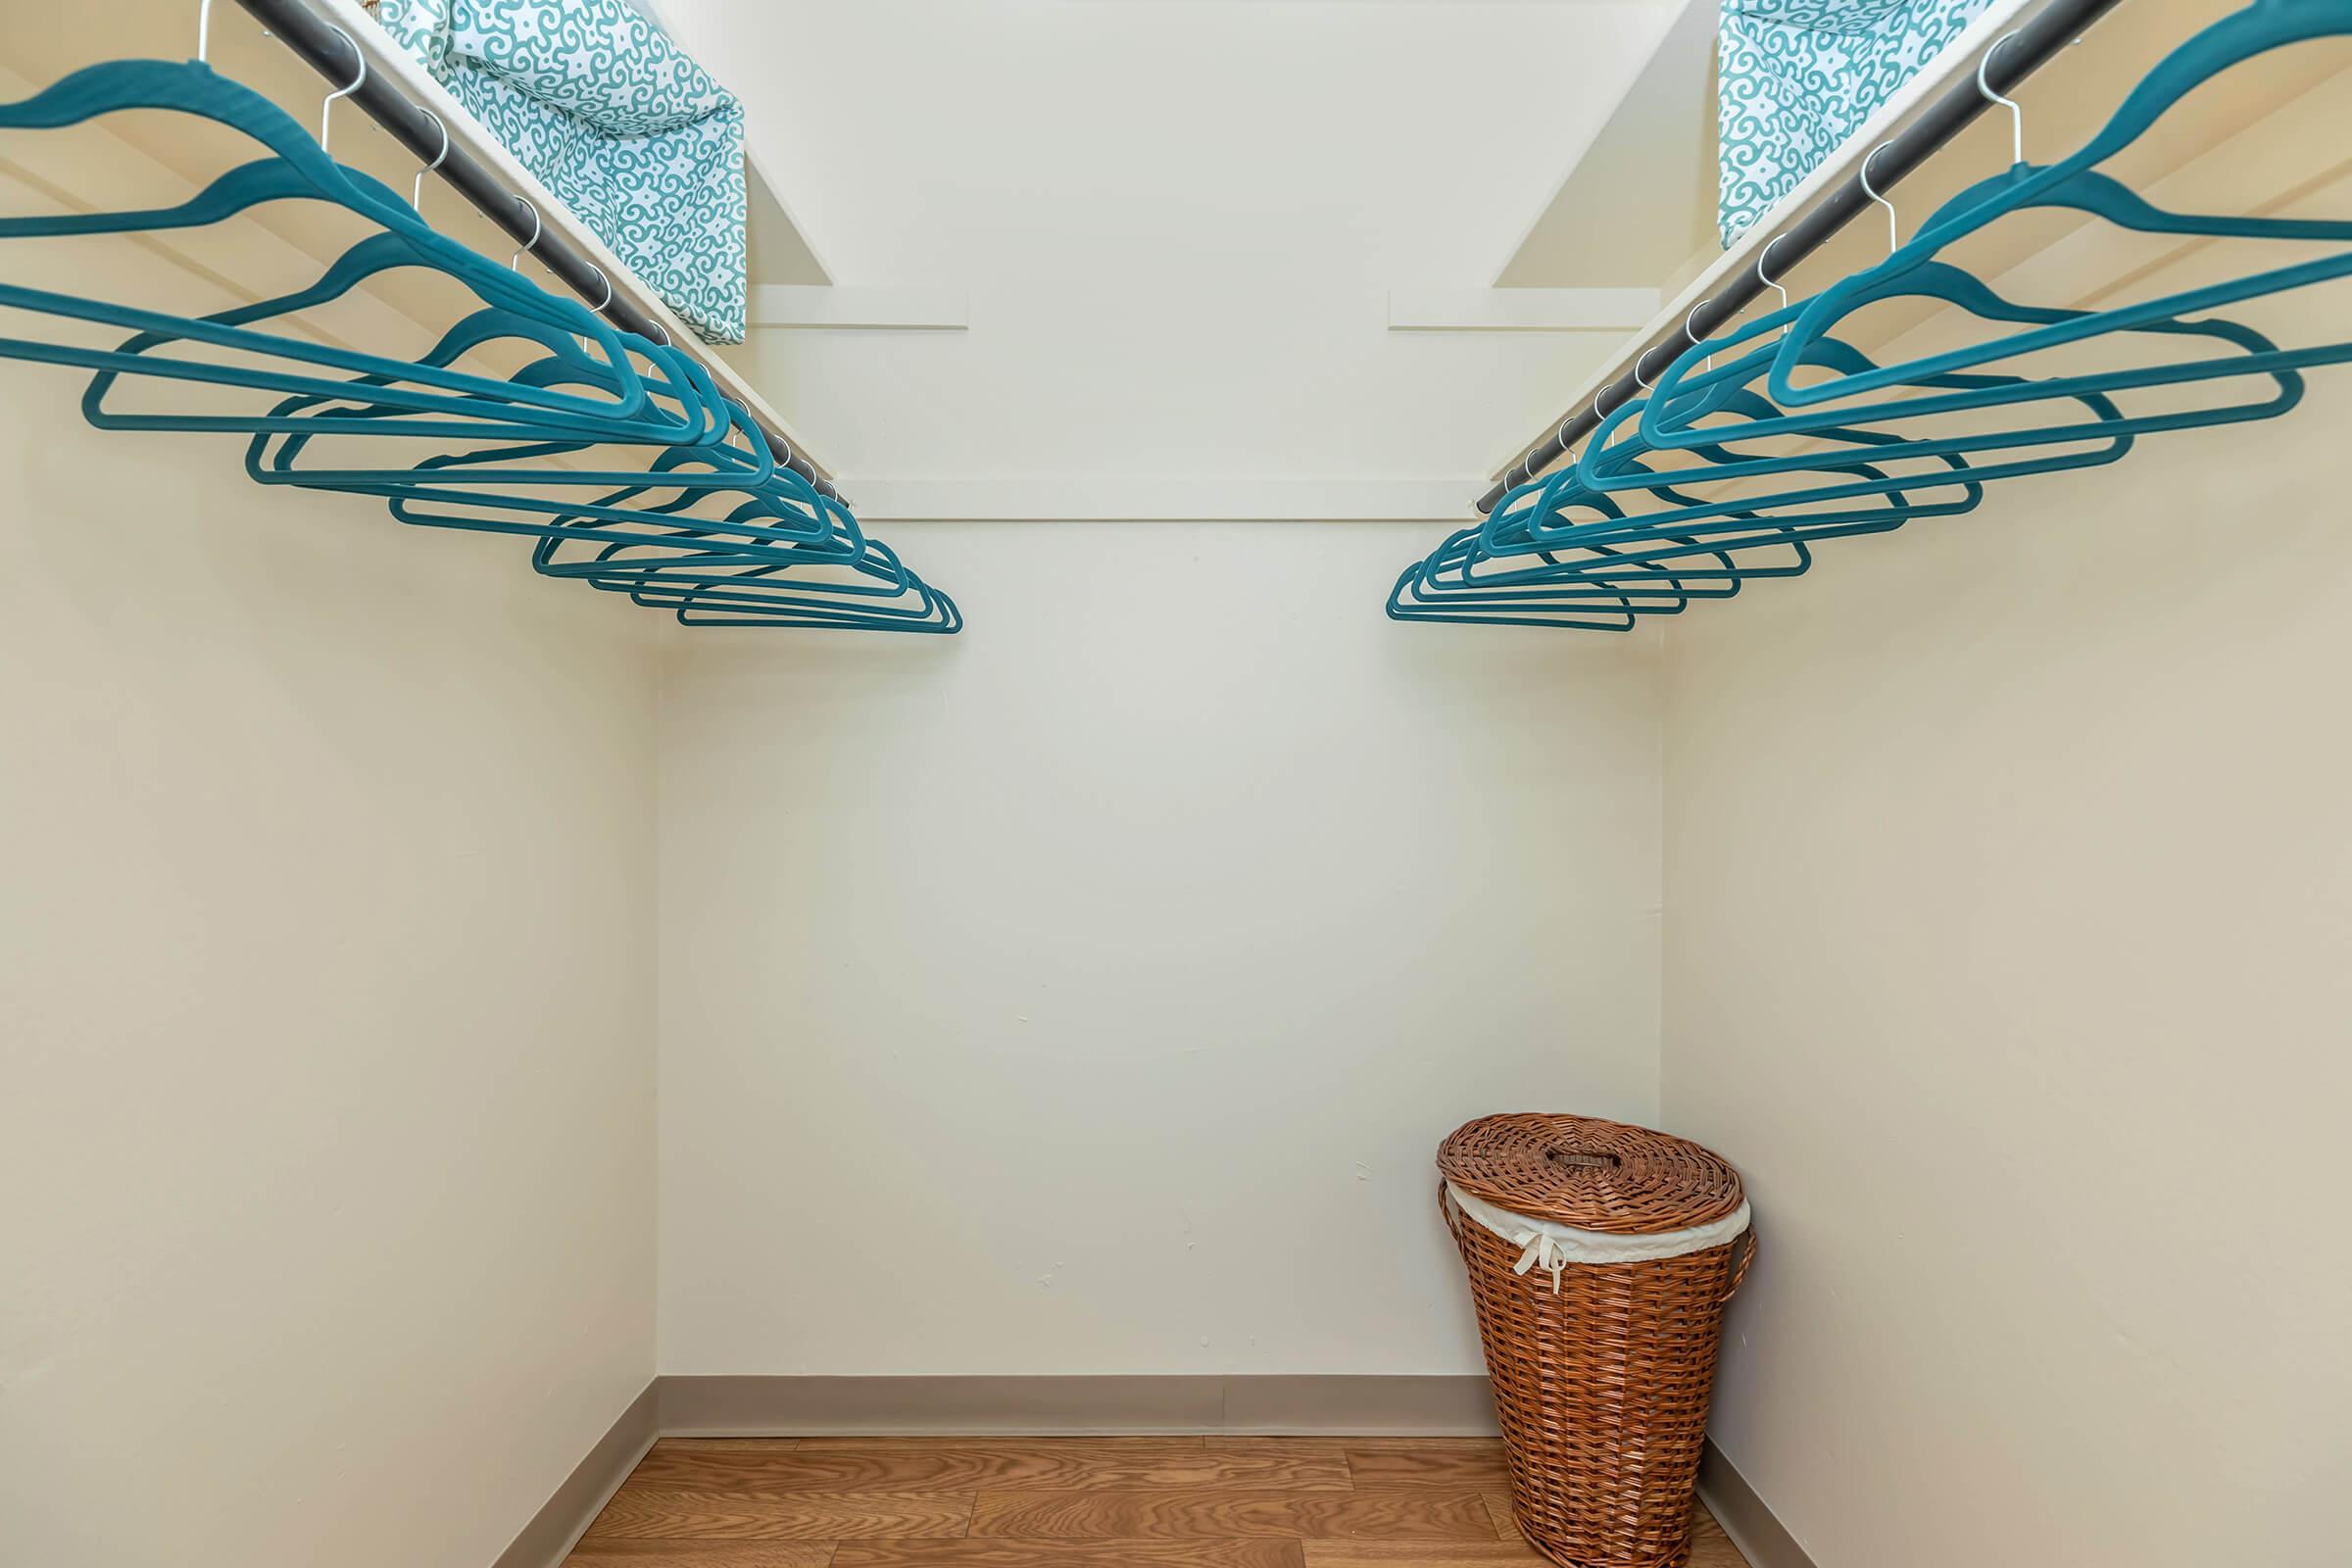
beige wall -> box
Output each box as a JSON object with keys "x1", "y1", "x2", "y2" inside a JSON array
[
  {"x1": 15, "y1": 15, "x2": 2351, "y2": 1561},
  {"x1": 1661, "y1": 362, "x2": 2352, "y2": 1561},
  {"x1": 672, "y1": 0, "x2": 1668, "y2": 523},
  {"x1": 657, "y1": 520, "x2": 1663, "y2": 1376},
  {"x1": 0, "y1": 207, "x2": 662, "y2": 1566}
]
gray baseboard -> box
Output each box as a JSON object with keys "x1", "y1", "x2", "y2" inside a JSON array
[
  {"x1": 1698, "y1": 1438, "x2": 1819, "y2": 1568},
  {"x1": 491, "y1": 1381, "x2": 659, "y2": 1568},
  {"x1": 494, "y1": 1375, "x2": 1497, "y2": 1567},
  {"x1": 657, "y1": 1373, "x2": 1501, "y2": 1437},
  {"x1": 494, "y1": 1378, "x2": 1825, "y2": 1568}
]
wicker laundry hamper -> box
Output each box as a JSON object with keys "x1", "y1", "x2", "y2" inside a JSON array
[{"x1": 1439, "y1": 1112, "x2": 1755, "y2": 1568}]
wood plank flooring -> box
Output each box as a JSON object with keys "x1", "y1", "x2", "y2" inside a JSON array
[{"x1": 566, "y1": 1437, "x2": 1754, "y2": 1568}]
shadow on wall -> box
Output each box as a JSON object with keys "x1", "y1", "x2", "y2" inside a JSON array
[{"x1": 652, "y1": 519, "x2": 1667, "y2": 1380}]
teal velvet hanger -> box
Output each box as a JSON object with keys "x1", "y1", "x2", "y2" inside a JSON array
[
  {"x1": 308, "y1": 440, "x2": 851, "y2": 556},
  {"x1": 1769, "y1": 0, "x2": 2352, "y2": 407},
  {"x1": 1402, "y1": 0, "x2": 2352, "y2": 629},
  {"x1": 0, "y1": 62, "x2": 675, "y2": 432},
  {"x1": 0, "y1": 53, "x2": 962, "y2": 631},
  {"x1": 1640, "y1": 268, "x2": 2301, "y2": 459},
  {"x1": 545, "y1": 533, "x2": 962, "y2": 632},
  {"x1": 1447, "y1": 360, "x2": 2148, "y2": 628},
  {"x1": 242, "y1": 366, "x2": 767, "y2": 495},
  {"x1": 1479, "y1": 406, "x2": 1979, "y2": 560},
  {"x1": 1637, "y1": 0, "x2": 2352, "y2": 470},
  {"x1": 1389, "y1": 529, "x2": 1662, "y2": 630},
  {"x1": 1415, "y1": 311, "x2": 2223, "y2": 625},
  {"x1": 1417, "y1": 446, "x2": 1936, "y2": 627},
  {"x1": 84, "y1": 241, "x2": 725, "y2": 452}
]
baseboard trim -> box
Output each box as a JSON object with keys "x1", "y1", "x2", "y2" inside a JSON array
[
  {"x1": 492, "y1": 1381, "x2": 660, "y2": 1568},
  {"x1": 1698, "y1": 1438, "x2": 1819, "y2": 1568},
  {"x1": 498, "y1": 1379, "x2": 1835, "y2": 1568},
  {"x1": 656, "y1": 1374, "x2": 1501, "y2": 1438}
]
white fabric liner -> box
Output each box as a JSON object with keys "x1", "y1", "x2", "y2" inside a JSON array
[{"x1": 1446, "y1": 1181, "x2": 1753, "y2": 1295}]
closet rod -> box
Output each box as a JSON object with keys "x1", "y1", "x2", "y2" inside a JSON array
[
  {"x1": 1475, "y1": 0, "x2": 2127, "y2": 515},
  {"x1": 223, "y1": 0, "x2": 845, "y2": 504}
]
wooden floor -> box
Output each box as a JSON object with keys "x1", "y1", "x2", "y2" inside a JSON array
[{"x1": 564, "y1": 1436, "x2": 1753, "y2": 1567}]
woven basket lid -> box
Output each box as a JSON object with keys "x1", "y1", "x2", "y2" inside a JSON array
[{"x1": 1438, "y1": 1112, "x2": 1744, "y2": 1235}]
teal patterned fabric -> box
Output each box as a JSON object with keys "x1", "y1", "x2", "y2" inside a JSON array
[
  {"x1": 1718, "y1": 0, "x2": 1997, "y2": 245},
  {"x1": 371, "y1": 0, "x2": 747, "y2": 343}
]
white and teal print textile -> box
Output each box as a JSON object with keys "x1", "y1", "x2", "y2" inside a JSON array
[
  {"x1": 1718, "y1": 0, "x2": 1998, "y2": 246},
  {"x1": 372, "y1": 0, "x2": 748, "y2": 342}
]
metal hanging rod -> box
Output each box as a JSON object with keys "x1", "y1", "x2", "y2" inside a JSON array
[
  {"x1": 1475, "y1": 0, "x2": 2128, "y2": 515},
  {"x1": 221, "y1": 0, "x2": 845, "y2": 504}
]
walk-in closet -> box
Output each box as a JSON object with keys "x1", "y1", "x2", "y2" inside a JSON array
[{"x1": 4, "y1": 2, "x2": 2345, "y2": 1567}]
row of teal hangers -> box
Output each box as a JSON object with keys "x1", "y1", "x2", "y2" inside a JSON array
[
  {"x1": 1393, "y1": 0, "x2": 2352, "y2": 629},
  {"x1": 0, "y1": 30, "x2": 959, "y2": 633}
]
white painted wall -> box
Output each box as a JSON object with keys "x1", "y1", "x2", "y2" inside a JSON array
[
  {"x1": 657, "y1": 0, "x2": 1676, "y2": 515},
  {"x1": 658, "y1": 521, "x2": 1662, "y2": 1374},
  {"x1": 23, "y1": 6, "x2": 2347, "y2": 1561},
  {"x1": 0, "y1": 187, "x2": 662, "y2": 1567},
  {"x1": 651, "y1": 0, "x2": 1683, "y2": 1379},
  {"x1": 1659, "y1": 283, "x2": 2352, "y2": 1565}
]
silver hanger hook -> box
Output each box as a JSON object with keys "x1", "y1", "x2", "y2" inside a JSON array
[
  {"x1": 1685, "y1": 300, "x2": 1714, "y2": 370},
  {"x1": 650, "y1": 319, "x2": 672, "y2": 348},
  {"x1": 1633, "y1": 344, "x2": 1661, "y2": 392},
  {"x1": 510, "y1": 196, "x2": 541, "y2": 270},
  {"x1": 1756, "y1": 234, "x2": 1790, "y2": 308},
  {"x1": 197, "y1": 0, "x2": 215, "y2": 64},
  {"x1": 412, "y1": 110, "x2": 449, "y2": 209},
  {"x1": 586, "y1": 265, "x2": 613, "y2": 315},
  {"x1": 319, "y1": 28, "x2": 366, "y2": 153},
  {"x1": 1860, "y1": 142, "x2": 1899, "y2": 254},
  {"x1": 1978, "y1": 32, "x2": 2025, "y2": 165}
]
